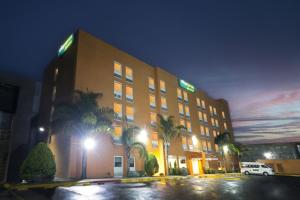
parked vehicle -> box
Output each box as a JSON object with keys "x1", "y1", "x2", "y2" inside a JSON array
[{"x1": 241, "y1": 162, "x2": 275, "y2": 176}]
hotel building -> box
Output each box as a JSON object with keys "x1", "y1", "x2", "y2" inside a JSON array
[{"x1": 39, "y1": 30, "x2": 234, "y2": 178}]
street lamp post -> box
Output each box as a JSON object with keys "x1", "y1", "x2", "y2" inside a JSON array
[
  {"x1": 223, "y1": 145, "x2": 229, "y2": 173},
  {"x1": 81, "y1": 137, "x2": 95, "y2": 179}
]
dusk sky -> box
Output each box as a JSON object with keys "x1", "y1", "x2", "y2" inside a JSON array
[{"x1": 1, "y1": 1, "x2": 300, "y2": 144}]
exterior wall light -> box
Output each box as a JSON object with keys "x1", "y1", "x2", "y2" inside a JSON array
[
  {"x1": 84, "y1": 138, "x2": 95, "y2": 150},
  {"x1": 223, "y1": 145, "x2": 229, "y2": 153},
  {"x1": 264, "y1": 152, "x2": 272, "y2": 159},
  {"x1": 192, "y1": 135, "x2": 198, "y2": 145},
  {"x1": 38, "y1": 126, "x2": 45, "y2": 133},
  {"x1": 137, "y1": 129, "x2": 148, "y2": 143}
]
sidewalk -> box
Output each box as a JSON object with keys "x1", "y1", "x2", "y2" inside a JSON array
[{"x1": 1, "y1": 176, "x2": 186, "y2": 191}]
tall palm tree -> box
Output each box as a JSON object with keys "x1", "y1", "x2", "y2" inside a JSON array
[
  {"x1": 157, "y1": 114, "x2": 185, "y2": 175},
  {"x1": 121, "y1": 119, "x2": 148, "y2": 177},
  {"x1": 214, "y1": 132, "x2": 232, "y2": 173},
  {"x1": 51, "y1": 89, "x2": 114, "y2": 179}
]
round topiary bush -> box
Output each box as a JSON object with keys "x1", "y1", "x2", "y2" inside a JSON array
[
  {"x1": 20, "y1": 142, "x2": 56, "y2": 182},
  {"x1": 144, "y1": 154, "x2": 159, "y2": 176}
]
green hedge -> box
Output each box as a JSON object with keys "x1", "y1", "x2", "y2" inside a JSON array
[
  {"x1": 20, "y1": 142, "x2": 56, "y2": 182},
  {"x1": 144, "y1": 154, "x2": 159, "y2": 176}
]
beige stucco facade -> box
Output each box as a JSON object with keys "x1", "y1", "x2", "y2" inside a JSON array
[{"x1": 41, "y1": 30, "x2": 234, "y2": 178}]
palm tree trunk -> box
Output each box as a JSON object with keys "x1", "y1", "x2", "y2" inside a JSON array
[
  {"x1": 81, "y1": 148, "x2": 87, "y2": 179},
  {"x1": 222, "y1": 148, "x2": 227, "y2": 173},
  {"x1": 164, "y1": 142, "x2": 169, "y2": 176}
]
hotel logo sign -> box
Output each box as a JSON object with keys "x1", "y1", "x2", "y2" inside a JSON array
[{"x1": 178, "y1": 79, "x2": 196, "y2": 93}]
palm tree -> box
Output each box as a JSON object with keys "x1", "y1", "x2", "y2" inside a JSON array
[
  {"x1": 157, "y1": 114, "x2": 185, "y2": 175},
  {"x1": 51, "y1": 89, "x2": 114, "y2": 179},
  {"x1": 121, "y1": 119, "x2": 148, "y2": 177},
  {"x1": 214, "y1": 132, "x2": 231, "y2": 173}
]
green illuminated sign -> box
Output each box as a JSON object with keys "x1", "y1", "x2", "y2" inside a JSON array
[
  {"x1": 58, "y1": 34, "x2": 74, "y2": 56},
  {"x1": 178, "y1": 79, "x2": 196, "y2": 93}
]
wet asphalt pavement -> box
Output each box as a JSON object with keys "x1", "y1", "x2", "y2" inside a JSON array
[{"x1": 1, "y1": 176, "x2": 300, "y2": 200}]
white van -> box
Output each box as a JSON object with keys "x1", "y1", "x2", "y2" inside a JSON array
[{"x1": 241, "y1": 162, "x2": 275, "y2": 176}]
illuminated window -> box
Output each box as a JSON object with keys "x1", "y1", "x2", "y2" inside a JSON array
[
  {"x1": 201, "y1": 100, "x2": 206, "y2": 109},
  {"x1": 126, "y1": 85, "x2": 133, "y2": 102},
  {"x1": 215, "y1": 144, "x2": 219, "y2": 152},
  {"x1": 205, "y1": 127, "x2": 210, "y2": 137},
  {"x1": 213, "y1": 107, "x2": 217, "y2": 116},
  {"x1": 217, "y1": 131, "x2": 220, "y2": 136},
  {"x1": 114, "y1": 61, "x2": 122, "y2": 78},
  {"x1": 185, "y1": 106, "x2": 190, "y2": 117},
  {"x1": 215, "y1": 119, "x2": 219, "y2": 127},
  {"x1": 224, "y1": 122, "x2": 228, "y2": 130},
  {"x1": 178, "y1": 103, "x2": 184, "y2": 116},
  {"x1": 125, "y1": 66, "x2": 133, "y2": 82},
  {"x1": 114, "y1": 81, "x2": 122, "y2": 99},
  {"x1": 203, "y1": 113, "x2": 208, "y2": 122},
  {"x1": 198, "y1": 111, "x2": 203, "y2": 121},
  {"x1": 202, "y1": 141, "x2": 207, "y2": 152},
  {"x1": 213, "y1": 130, "x2": 217, "y2": 137},
  {"x1": 148, "y1": 77, "x2": 155, "y2": 91},
  {"x1": 160, "y1": 80, "x2": 166, "y2": 93},
  {"x1": 207, "y1": 142, "x2": 212, "y2": 151},
  {"x1": 126, "y1": 106, "x2": 134, "y2": 122},
  {"x1": 182, "y1": 136, "x2": 187, "y2": 150},
  {"x1": 183, "y1": 91, "x2": 188, "y2": 103},
  {"x1": 161, "y1": 96, "x2": 167, "y2": 110},
  {"x1": 177, "y1": 88, "x2": 182, "y2": 100},
  {"x1": 186, "y1": 121, "x2": 192, "y2": 132},
  {"x1": 150, "y1": 112, "x2": 157, "y2": 125},
  {"x1": 114, "y1": 103, "x2": 122, "y2": 120},
  {"x1": 149, "y1": 94, "x2": 156, "y2": 108},
  {"x1": 209, "y1": 106, "x2": 213, "y2": 115},
  {"x1": 113, "y1": 126, "x2": 122, "y2": 143},
  {"x1": 200, "y1": 125, "x2": 205, "y2": 135},
  {"x1": 151, "y1": 132, "x2": 158, "y2": 148},
  {"x1": 211, "y1": 118, "x2": 215, "y2": 127},
  {"x1": 196, "y1": 98, "x2": 201, "y2": 107},
  {"x1": 222, "y1": 111, "x2": 226, "y2": 119},
  {"x1": 188, "y1": 137, "x2": 193, "y2": 150},
  {"x1": 180, "y1": 119, "x2": 185, "y2": 128}
]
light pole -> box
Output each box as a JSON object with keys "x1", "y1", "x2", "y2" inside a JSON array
[
  {"x1": 223, "y1": 145, "x2": 229, "y2": 173},
  {"x1": 81, "y1": 137, "x2": 95, "y2": 179}
]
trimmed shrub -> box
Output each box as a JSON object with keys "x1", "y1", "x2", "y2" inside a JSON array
[
  {"x1": 20, "y1": 142, "x2": 56, "y2": 182},
  {"x1": 144, "y1": 154, "x2": 159, "y2": 176},
  {"x1": 180, "y1": 167, "x2": 188, "y2": 176}
]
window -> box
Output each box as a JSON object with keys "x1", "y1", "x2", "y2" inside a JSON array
[
  {"x1": 177, "y1": 88, "x2": 182, "y2": 100},
  {"x1": 150, "y1": 112, "x2": 157, "y2": 125},
  {"x1": 126, "y1": 86, "x2": 133, "y2": 102},
  {"x1": 54, "y1": 68, "x2": 59, "y2": 81},
  {"x1": 178, "y1": 103, "x2": 184, "y2": 116},
  {"x1": 213, "y1": 107, "x2": 217, "y2": 116},
  {"x1": 151, "y1": 132, "x2": 158, "y2": 148},
  {"x1": 205, "y1": 127, "x2": 210, "y2": 137},
  {"x1": 114, "y1": 156, "x2": 122, "y2": 167},
  {"x1": 224, "y1": 122, "x2": 228, "y2": 130},
  {"x1": 186, "y1": 121, "x2": 192, "y2": 132},
  {"x1": 160, "y1": 80, "x2": 166, "y2": 93},
  {"x1": 203, "y1": 113, "x2": 208, "y2": 122},
  {"x1": 126, "y1": 106, "x2": 134, "y2": 122},
  {"x1": 114, "y1": 81, "x2": 122, "y2": 99},
  {"x1": 196, "y1": 98, "x2": 201, "y2": 107},
  {"x1": 198, "y1": 111, "x2": 203, "y2": 121},
  {"x1": 188, "y1": 137, "x2": 193, "y2": 150},
  {"x1": 207, "y1": 142, "x2": 212, "y2": 151},
  {"x1": 211, "y1": 118, "x2": 215, "y2": 126},
  {"x1": 183, "y1": 91, "x2": 188, "y2": 103},
  {"x1": 215, "y1": 144, "x2": 219, "y2": 152},
  {"x1": 148, "y1": 77, "x2": 155, "y2": 91},
  {"x1": 113, "y1": 126, "x2": 122, "y2": 143},
  {"x1": 182, "y1": 136, "x2": 187, "y2": 150},
  {"x1": 200, "y1": 125, "x2": 205, "y2": 135},
  {"x1": 213, "y1": 130, "x2": 217, "y2": 137},
  {"x1": 114, "y1": 61, "x2": 122, "y2": 78},
  {"x1": 201, "y1": 100, "x2": 206, "y2": 109},
  {"x1": 180, "y1": 119, "x2": 185, "y2": 128},
  {"x1": 185, "y1": 106, "x2": 190, "y2": 117},
  {"x1": 161, "y1": 96, "x2": 167, "y2": 110},
  {"x1": 129, "y1": 157, "x2": 135, "y2": 171},
  {"x1": 114, "y1": 103, "x2": 122, "y2": 120},
  {"x1": 125, "y1": 66, "x2": 133, "y2": 82},
  {"x1": 222, "y1": 111, "x2": 226, "y2": 119},
  {"x1": 202, "y1": 141, "x2": 207, "y2": 151},
  {"x1": 215, "y1": 119, "x2": 219, "y2": 127},
  {"x1": 149, "y1": 94, "x2": 156, "y2": 108},
  {"x1": 209, "y1": 106, "x2": 213, "y2": 115}
]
